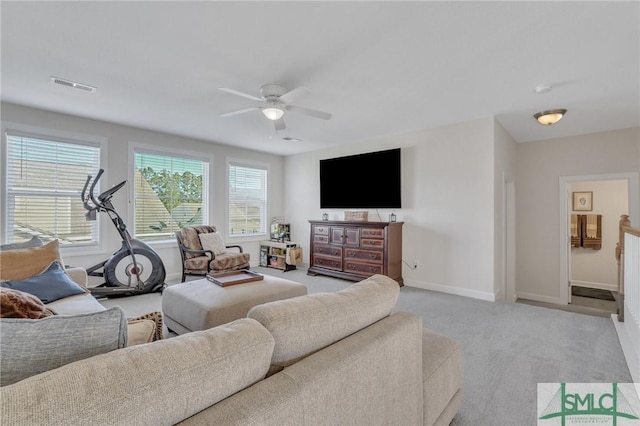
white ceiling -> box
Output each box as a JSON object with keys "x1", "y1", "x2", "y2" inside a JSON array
[{"x1": 1, "y1": 1, "x2": 638, "y2": 156}]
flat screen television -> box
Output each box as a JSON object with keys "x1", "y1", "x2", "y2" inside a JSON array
[{"x1": 320, "y1": 148, "x2": 401, "y2": 209}]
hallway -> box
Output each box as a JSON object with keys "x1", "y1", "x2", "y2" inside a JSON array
[{"x1": 517, "y1": 286, "x2": 618, "y2": 318}]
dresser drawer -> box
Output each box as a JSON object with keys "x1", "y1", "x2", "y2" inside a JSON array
[
  {"x1": 361, "y1": 228, "x2": 384, "y2": 239},
  {"x1": 361, "y1": 238, "x2": 384, "y2": 249},
  {"x1": 314, "y1": 244, "x2": 342, "y2": 257},
  {"x1": 313, "y1": 226, "x2": 329, "y2": 235},
  {"x1": 344, "y1": 261, "x2": 383, "y2": 276},
  {"x1": 314, "y1": 235, "x2": 329, "y2": 244},
  {"x1": 344, "y1": 248, "x2": 383, "y2": 264},
  {"x1": 313, "y1": 255, "x2": 342, "y2": 271}
]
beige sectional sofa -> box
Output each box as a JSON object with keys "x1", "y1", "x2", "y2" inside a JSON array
[{"x1": 1, "y1": 274, "x2": 462, "y2": 425}]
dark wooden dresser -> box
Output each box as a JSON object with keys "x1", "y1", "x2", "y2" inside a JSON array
[{"x1": 307, "y1": 220, "x2": 403, "y2": 285}]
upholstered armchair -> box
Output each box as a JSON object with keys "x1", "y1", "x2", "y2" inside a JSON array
[{"x1": 175, "y1": 226, "x2": 250, "y2": 282}]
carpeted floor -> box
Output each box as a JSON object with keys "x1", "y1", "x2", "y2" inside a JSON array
[{"x1": 99, "y1": 265, "x2": 632, "y2": 426}]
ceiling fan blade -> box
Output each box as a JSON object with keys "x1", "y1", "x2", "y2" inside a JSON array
[
  {"x1": 287, "y1": 105, "x2": 332, "y2": 120},
  {"x1": 280, "y1": 86, "x2": 310, "y2": 104},
  {"x1": 218, "y1": 87, "x2": 263, "y2": 102},
  {"x1": 220, "y1": 107, "x2": 260, "y2": 117},
  {"x1": 274, "y1": 117, "x2": 286, "y2": 132}
]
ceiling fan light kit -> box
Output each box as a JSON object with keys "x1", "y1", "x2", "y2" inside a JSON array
[
  {"x1": 262, "y1": 106, "x2": 285, "y2": 120},
  {"x1": 534, "y1": 108, "x2": 567, "y2": 126},
  {"x1": 219, "y1": 84, "x2": 332, "y2": 132}
]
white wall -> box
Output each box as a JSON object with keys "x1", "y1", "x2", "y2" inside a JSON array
[
  {"x1": 284, "y1": 117, "x2": 500, "y2": 300},
  {"x1": 516, "y1": 127, "x2": 640, "y2": 303},
  {"x1": 0, "y1": 103, "x2": 285, "y2": 282},
  {"x1": 493, "y1": 120, "x2": 517, "y2": 301},
  {"x1": 570, "y1": 179, "x2": 628, "y2": 291}
]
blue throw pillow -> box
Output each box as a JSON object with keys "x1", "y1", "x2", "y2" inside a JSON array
[{"x1": 0, "y1": 261, "x2": 86, "y2": 303}]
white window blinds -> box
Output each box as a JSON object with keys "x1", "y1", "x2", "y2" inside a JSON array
[
  {"x1": 228, "y1": 162, "x2": 267, "y2": 237},
  {"x1": 134, "y1": 150, "x2": 208, "y2": 241},
  {"x1": 5, "y1": 134, "x2": 100, "y2": 246}
]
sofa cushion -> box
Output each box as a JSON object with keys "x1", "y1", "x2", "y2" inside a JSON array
[
  {"x1": 0, "y1": 261, "x2": 87, "y2": 303},
  {"x1": 45, "y1": 292, "x2": 106, "y2": 315},
  {"x1": 0, "y1": 288, "x2": 56, "y2": 319},
  {"x1": 0, "y1": 239, "x2": 63, "y2": 281},
  {"x1": 0, "y1": 318, "x2": 275, "y2": 425},
  {"x1": 247, "y1": 274, "x2": 399, "y2": 369},
  {"x1": 126, "y1": 319, "x2": 157, "y2": 345},
  {"x1": 0, "y1": 236, "x2": 43, "y2": 251},
  {"x1": 199, "y1": 232, "x2": 227, "y2": 255},
  {"x1": 422, "y1": 328, "x2": 463, "y2": 426},
  {"x1": 0, "y1": 306, "x2": 127, "y2": 386}
]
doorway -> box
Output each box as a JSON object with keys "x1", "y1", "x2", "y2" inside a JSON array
[
  {"x1": 559, "y1": 172, "x2": 639, "y2": 309},
  {"x1": 568, "y1": 179, "x2": 627, "y2": 315}
]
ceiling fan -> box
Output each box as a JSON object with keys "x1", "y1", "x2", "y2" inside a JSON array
[{"x1": 218, "y1": 84, "x2": 332, "y2": 132}]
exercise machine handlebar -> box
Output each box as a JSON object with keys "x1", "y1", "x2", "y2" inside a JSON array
[{"x1": 81, "y1": 169, "x2": 127, "y2": 211}]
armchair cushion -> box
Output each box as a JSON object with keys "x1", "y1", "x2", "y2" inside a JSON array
[
  {"x1": 184, "y1": 253, "x2": 250, "y2": 274},
  {"x1": 210, "y1": 253, "x2": 251, "y2": 271},
  {"x1": 199, "y1": 232, "x2": 228, "y2": 255},
  {"x1": 181, "y1": 226, "x2": 217, "y2": 259},
  {"x1": 1, "y1": 261, "x2": 87, "y2": 304}
]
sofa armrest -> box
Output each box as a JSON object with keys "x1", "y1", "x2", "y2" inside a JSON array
[{"x1": 64, "y1": 267, "x2": 88, "y2": 288}]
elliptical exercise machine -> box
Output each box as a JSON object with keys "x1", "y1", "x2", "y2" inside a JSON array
[{"x1": 82, "y1": 169, "x2": 166, "y2": 297}]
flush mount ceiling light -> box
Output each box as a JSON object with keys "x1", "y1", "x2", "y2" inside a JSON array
[
  {"x1": 535, "y1": 85, "x2": 552, "y2": 94},
  {"x1": 262, "y1": 105, "x2": 285, "y2": 120},
  {"x1": 534, "y1": 109, "x2": 567, "y2": 126}
]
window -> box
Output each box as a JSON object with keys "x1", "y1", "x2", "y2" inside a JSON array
[
  {"x1": 134, "y1": 149, "x2": 209, "y2": 241},
  {"x1": 5, "y1": 134, "x2": 100, "y2": 246},
  {"x1": 228, "y1": 162, "x2": 267, "y2": 237}
]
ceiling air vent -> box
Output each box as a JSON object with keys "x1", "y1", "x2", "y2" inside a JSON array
[{"x1": 50, "y1": 76, "x2": 96, "y2": 93}]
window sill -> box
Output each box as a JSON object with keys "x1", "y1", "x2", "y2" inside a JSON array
[
  {"x1": 227, "y1": 234, "x2": 269, "y2": 243},
  {"x1": 143, "y1": 239, "x2": 177, "y2": 249}
]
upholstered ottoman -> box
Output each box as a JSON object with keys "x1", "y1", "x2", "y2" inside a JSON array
[{"x1": 162, "y1": 275, "x2": 307, "y2": 334}]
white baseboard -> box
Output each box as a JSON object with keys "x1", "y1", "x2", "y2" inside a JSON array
[
  {"x1": 404, "y1": 279, "x2": 496, "y2": 302},
  {"x1": 494, "y1": 288, "x2": 503, "y2": 302},
  {"x1": 570, "y1": 280, "x2": 617, "y2": 292},
  {"x1": 611, "y1": 314, "x2": 640, "y2": 383},
  {"x1": 516, "y1": 292, "x2": 562, "y2": 305}
]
